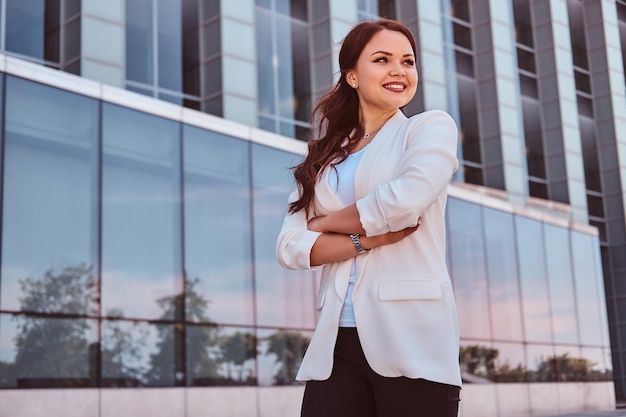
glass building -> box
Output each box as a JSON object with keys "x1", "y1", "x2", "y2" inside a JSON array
[{"x1": 0, "y1": 1, "x2": 618, "y2": 416}]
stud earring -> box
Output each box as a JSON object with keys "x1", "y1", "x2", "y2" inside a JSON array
[{"x1": 352, "y1": 83, "x2": 357, "y2": 88}]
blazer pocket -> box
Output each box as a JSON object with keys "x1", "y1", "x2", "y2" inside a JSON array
[{"x1": 378, "y1": 280, "x2": 442, "y2": 301}]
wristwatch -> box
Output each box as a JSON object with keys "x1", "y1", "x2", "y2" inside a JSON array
[{"x1": 349, "y1": 234, "x2": 370, "y2": 254}]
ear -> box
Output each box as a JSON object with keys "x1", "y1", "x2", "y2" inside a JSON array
[{"x1": 345, "y1": 71, "x2": 356, "y2": 86}]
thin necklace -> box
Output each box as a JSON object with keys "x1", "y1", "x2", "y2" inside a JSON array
[{"x1": 364, "y1": 126, "x2": 382, "y2": 139}]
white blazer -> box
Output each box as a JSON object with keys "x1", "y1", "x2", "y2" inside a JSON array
[{"x1": 276, "y1": 109, "x2": 462, "y2": 387}]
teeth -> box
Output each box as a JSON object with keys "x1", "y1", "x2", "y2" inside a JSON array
[{"x1": 385, "y1": 83, "x2": 405, "y2": 89}]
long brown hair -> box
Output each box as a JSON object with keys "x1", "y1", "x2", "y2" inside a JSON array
[{"x1": 288, "y1": 20, "x2": 417, "y2": 215}]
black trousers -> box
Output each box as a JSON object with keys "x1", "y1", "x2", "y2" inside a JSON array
[{"x1": 301, "y1": 328, "x2": 460, "y2": 417}]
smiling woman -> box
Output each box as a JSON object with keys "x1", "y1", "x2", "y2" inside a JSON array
[{"x1": 276, "y1": 19, "x2": 462, "y2": 417}]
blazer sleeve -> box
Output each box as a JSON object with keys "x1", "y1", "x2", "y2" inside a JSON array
[
  {"x1": 275, "y1": 190, "x2": 323, "y2": 270},
  {"x1": 356, "y1": 110, "x2": 459, "y2": 236}
]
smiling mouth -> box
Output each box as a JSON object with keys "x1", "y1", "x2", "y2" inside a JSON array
[{"x1": 383, "y1": 82, "x2": 407, "y2": 92}]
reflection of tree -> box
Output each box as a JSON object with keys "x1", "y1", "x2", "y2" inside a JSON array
[
  {"x1": 100, "y1": 309, "x2": 149, "y2": 386},
  {"x1": 533, "y1": 353, "x2": 612, "y2": 382},
  {"x1": 460, "y1": 345, "x2": 613, "y2": 383},
  {"x1": 219, "y1": 331, "x2": 257, "y2": 385},
  {"x1": 5, "y1": 264, "x2": 97, "y2": 387},
  {"x1": 148, "y1": 276, "x2": 222, "y2": 386},
  {"x1": 266, "y1": 331, "x2": 310, "y2": 385},
  {"x1": 460, "y1": 345, "x2": 498, "y2": 379},
  {"x1": 460, "y1": 344, "x2": 526, "y2": 383}
]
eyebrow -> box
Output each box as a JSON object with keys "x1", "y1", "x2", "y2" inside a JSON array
[{"x1": 370, "y1": 50, "x2": 414, "y2": 57}]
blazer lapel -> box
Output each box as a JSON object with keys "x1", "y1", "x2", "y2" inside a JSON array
[{"x1": 354, "y1": 110, "x2": 407, "y2": 199}]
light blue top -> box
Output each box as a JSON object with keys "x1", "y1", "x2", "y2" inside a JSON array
[{"x1": 327, "y1": 147, "x2": 366, "y2": 327}]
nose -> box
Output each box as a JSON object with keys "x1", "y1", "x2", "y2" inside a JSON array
[{"x1": 389, "y1": 61, "x2": 406, "y2": 76}]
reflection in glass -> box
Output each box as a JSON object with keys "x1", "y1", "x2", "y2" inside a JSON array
[
  {"x1": 101, "y1": 103, "x2": 182, "y2": 320},
  {"x1": 571, "y1": 231, "x2": 605, "y2": 345},
  {"x1": 460, "y1": 342, "x2": 527, "y2": 383},
  {"x1": 447, "y1": 199, "x2": 491, "y2": 339},
  {"x1": 157, "y1": 0, "x2": 182, "y2": 91},
  {"x1": 101, "y1": 319, "x2": 150, "y2": 386},
  {"x1": 516, "y1": 217, "x2": 552, "y2": 343},
  {"x1": 255, "y1": 3, "x2": 311, "y2": 139},
  {"x1": 252, "y1": 144, "x2": 316, "y2": 328},
  {"x1": 492, "y1": 342, "x2": 527, "y2": 382},
  {"x1": 187, "y1": 326, "x2": 256, "y2": 386},
  {"x1": 126, "y1": 0, "x2": 154, "y2": 84},
  {"x1": 483, "y1": 208, "x2": 523, "y2": 341},
  {"x1": 0, "y1": 314, "x2": 97, "y2": 388},
  {"x1": 101, "y1": 320, "x2": 179, "y2": 387},
  {"x1": 526, "y1": 344, "x2": 555, "y2": 382},
  {"x1": 183, "y1": 125, "x2": 254, "y2": 325},
  {"x1": 257, "y1": 328, "x2": 311, "y2": 386},
  {"x1": 459, "y1": 342, "x2": 497, "y2": 383},
  {"x1": 544, "y1": 224, "x2": 579, "y2": 344},
  {"x1": 2, "y1": 76, "x2": 99, "y2": 314},
  {"x1": 6, "y1": 0, "x2": 60, "y2": 64}
]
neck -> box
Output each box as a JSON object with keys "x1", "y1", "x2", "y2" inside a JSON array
[{"x1": 361, "y1": 108, "x2": 399, "y2": 136}]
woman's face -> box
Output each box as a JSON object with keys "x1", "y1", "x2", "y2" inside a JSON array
[{"x1": 347, "y1": 29, "x2": 418, "y2": 114}]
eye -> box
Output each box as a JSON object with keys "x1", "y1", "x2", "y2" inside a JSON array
[
  {"x1": 404, "y1": 59, "x2": 415, "y2": 66},
  {"x1": 373, "y1": 56, "x2": 388, "y2": 63}
]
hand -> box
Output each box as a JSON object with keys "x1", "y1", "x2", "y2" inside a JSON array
[
  {"x1": 307, "y1": 216, "x2": 327, "y2": 232},
  {"x1": 360, "y1": 217, "x2": 421, "y2": 250}
]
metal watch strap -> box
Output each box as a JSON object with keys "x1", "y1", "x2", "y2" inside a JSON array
[{"x1": 349, "y1": 234, "x2": 370, "y2": 254}]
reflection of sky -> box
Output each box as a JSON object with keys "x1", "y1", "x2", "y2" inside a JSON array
[
  {"x1": 0, "y1": 315, "x2": 17, "y2": 362},
  {"x1": 1, "y1": 142, "x2": 96, "y2": 311}
]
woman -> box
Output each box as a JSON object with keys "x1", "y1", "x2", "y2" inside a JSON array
[{"x1": 276, "y1": 19, "x2": 462, "y2": 417}]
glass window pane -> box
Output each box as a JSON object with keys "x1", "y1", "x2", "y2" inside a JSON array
[
  {"x1": 460, "y1": 341, "x2": 497, "y2": 383},
  {"x1": 126, "y1": 0, "x2": 154, "y2": 84},
  {"x1": 455, "y1": 50, "x2": 474, "y2": 77},
  {"x1": 256, "y1": 10, "x2": 276, "y2": 118},
  {"x1": 187, "y1": 326, "x2": 257, "y2": 386},
  {"x1": 447, "y1": 198, "x2": 491, "y2": 339},
  {"x1": 544, "y1": 224, "x2": 579, "y2": 344},
  {"x1": 493, "y1": 342, "x2": 527, "y2": 382},
  {"x1": 101, "y1": 103, "x2": 182, "y2": 320},
  {"x1": 158, "y1": 0, "x2": 183, "y2": 91},
  {"x1": 1, "y1": 76, "x2": 99, "y2": 315},
  {"x1": 257, "y1": 328, "x2": 311, "y2": 386},
  {"x1": 571, "y1": 231, "x2": 606, "y2": 345},
  {"x1": 276, "y1": 18, "x2": 295, "y2": 119},
  {"x1": 6, "y1": 0, "x2": 45, "y2": 59},
  {"x1": 291, "y1": 0, "x2": 308, "y2": 21},
  {"x1": 517, "y1": 48, "x2": 535, "y2": 73},
  {"x1": 292, "y1": 20, "x2": 311, "y2": 123},
  {"x1": 252, "y1": 144, "x2": 316, "y2": 328},
  {"x1": 516, "y1": 216, "x2": 552, "y2": 343},
  {"x1": 453, "y1": 22, "x2": 472, "y2": 50},
  {"x1": 526, "y1": 344, "x2": 555, "y2": 382},
  {"x1": 101, "y1": 320, "x2": 179, "y2": 387},
  {"x1": 0, "y1": 314, "x2": 97, "y2": 388},
  {"x1": 554, "y1": 345, "x2": 584, "y2": 381},
  {"x1": 483, "y1": 208, "x2": 524, "y2": 341},
  {"x1": 183, "y1": 125, "x2": 254, "y2": 325}
]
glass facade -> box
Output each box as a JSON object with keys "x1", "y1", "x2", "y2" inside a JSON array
[
  {"x1": 255, "y1": 0, "x2": 311, "y2": 140},
  {"x1": 0, "y1": 74, "x2": 316, "y2": 389},
  {"x1": 447, "y1": 197, "x2": 611, "y2": 384},
  {"x1": 0, "y1": 0, "x2": 622, "y2": 413},
  {"x1": 0, "y1": 74, "x2": 610, "y2": 395}
]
